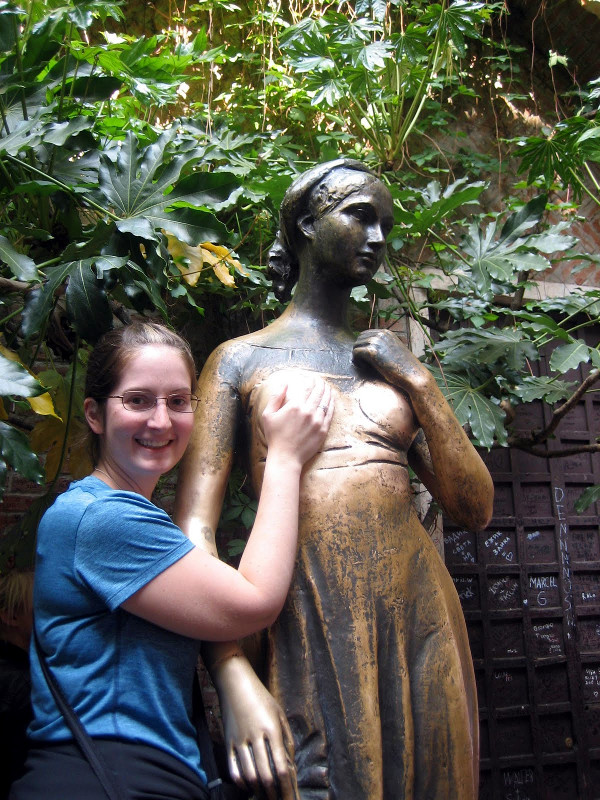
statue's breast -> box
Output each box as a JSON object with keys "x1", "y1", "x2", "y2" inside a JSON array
[{"x1": 246, "y1": 367, "x2": 417, "y2": 470}]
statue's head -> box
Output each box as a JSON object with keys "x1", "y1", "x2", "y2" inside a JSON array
[{"x1": 268, "y1": 159, "x2": 393, "y2": 300}]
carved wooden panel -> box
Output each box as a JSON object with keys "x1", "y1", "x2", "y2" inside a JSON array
[{"x1": 445, "y1": 328, "x2": 600, "y2": 799}]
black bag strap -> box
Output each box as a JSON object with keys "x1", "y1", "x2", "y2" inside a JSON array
[
  {"x1": 33, "y1": 627, "x2": 127, "y2": 800},
  {"x1": 193, "y1": 673, "x2": 226, "y2": 800}
]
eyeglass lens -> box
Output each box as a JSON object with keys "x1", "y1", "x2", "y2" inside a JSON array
[{"x1": 121, "y1": 391, "x2": 197, "y2": 412}]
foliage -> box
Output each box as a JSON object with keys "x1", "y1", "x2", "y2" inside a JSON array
[{"x1": 1, "y1": 0, "x2": 599, "y2": 534}]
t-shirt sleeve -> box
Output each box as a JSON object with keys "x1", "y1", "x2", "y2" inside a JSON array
[{"x1": 73, "y1": 492, "x2": 195, "y2": 610}]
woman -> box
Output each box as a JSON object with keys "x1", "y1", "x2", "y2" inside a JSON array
[
  {"x1": 175, "y1": 160, "x2": 494, "y2": 800},
  {"x1": 10, "y1": 321, "x2": 333, "y2": 799}
]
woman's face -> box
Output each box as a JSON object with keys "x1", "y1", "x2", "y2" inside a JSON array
[
  {"x1": 84, "y1": 345, "x2": 195, "y2": 496},
  {"x1": 303, "y1": 177, "x2": 394, "y2": 288}
]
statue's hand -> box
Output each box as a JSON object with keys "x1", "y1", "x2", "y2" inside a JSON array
[
  {"x1": 353, "y1": 328, "x2": 432, "y2": 395},
  {"x1": 216, "y1": 657, "x2": 299, "y2": 800}
]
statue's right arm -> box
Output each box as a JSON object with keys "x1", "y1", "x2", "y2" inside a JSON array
[{"x1": 174, "y1": 344, "x2": 300, "y2": 800}]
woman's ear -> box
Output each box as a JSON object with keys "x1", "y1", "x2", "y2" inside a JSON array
[
  {"x1": 84, "y1": 397, "x2": 104, "y2": 435},
  {"x1": 297, "y1": 212, "x2": 316, "y2": 241}
]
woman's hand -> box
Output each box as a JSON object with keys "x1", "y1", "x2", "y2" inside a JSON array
[
  {"x1": 352, "y1": 328, "x2": 432, "y2": 396},
  {"x1": 212, "y1": 654, "x2": 299, "y2": 800},
  {"x1": 261, "y1": 376, "x2": 334, "y2": 467}
]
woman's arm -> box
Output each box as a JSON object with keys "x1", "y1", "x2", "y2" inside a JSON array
[
  {"x1": 123, "y1": 361, "x2": 333, "y2": 638},
  {"x1": 353, "y1": 329, "x2": 493, "y2": 532}
]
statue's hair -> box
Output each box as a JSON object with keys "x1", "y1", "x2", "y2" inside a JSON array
[
  {"x1": 84, "y1": 321, "x2": 196, "y2": 464},
  {"x1": 267, "y1": 159, "x2": 377, "y2": 300}
]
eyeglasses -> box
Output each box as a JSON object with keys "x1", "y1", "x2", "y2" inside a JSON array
[{"x1": 104, "y1": 391, "x2": 199, "y2": 413}]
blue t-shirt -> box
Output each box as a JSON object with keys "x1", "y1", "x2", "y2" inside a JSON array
[{"x1": 29, "y1": 476, "x2": 205, "y2": 781}]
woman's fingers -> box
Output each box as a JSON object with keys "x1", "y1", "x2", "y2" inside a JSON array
[
  {"x1": 262, "y1": 375, "x2": 334, "y2": 466},
  {"x1": 263, "y1": 383, "x2": 289, "y2": 415}
]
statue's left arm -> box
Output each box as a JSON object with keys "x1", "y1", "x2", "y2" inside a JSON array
[
  {"x1": 174, "y1": 342, "x2": 300, "y2": 800},
  {"x1": 353, "y1": 329, "x2": 494, "y2": 532}
]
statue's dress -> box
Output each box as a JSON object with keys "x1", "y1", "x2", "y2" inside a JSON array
[{"x1": 241, "y1": 356, "x2": 478, "y2": 800}]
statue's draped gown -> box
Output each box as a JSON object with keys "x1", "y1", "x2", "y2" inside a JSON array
[{"x1": 233, "y1": 339, "x2": 478, "y2": 800}]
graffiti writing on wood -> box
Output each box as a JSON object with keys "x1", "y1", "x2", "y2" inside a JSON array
[{"x1": 554, "y1": 486, "x2": 575, "y2": 638}]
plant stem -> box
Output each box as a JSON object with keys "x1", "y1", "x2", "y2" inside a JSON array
[
  {"x1": 0, "y1": 305, "x2": 25, "y2": 327},
  {"x1": 12, "y1": 16, "x2": 28, "y2": 121},
  {"x1": 47, "y1": 338, "x2": 79, "y2": 493}
]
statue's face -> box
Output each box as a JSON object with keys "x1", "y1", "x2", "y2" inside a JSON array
[{"x1": 305, "y1": 177, "x2": 394, "y2": 288}]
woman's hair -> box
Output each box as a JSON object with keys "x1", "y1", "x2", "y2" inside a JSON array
[
  {"x1": 267, "y1": 159, "x2": 377, "y2": 300},
  {"x1": 0, "y1": 569, "x2": 34, "y2": 624},
  {"x1": 85, "y1": 321, "x2": 196, "y2": 464}
]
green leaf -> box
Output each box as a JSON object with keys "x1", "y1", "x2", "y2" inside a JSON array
[
  {"x1": 65, "y1": 261, "x2": 113, "y2": 343},
  {"x1": 0, "y1": 110, "x2": 45, "y2": 155},
  {"x1": 21, "y1": 262, "x2": 75, "y2": 340},
  {"x1": 0, "y1": 353, "x2": 44, "y2": 397},
  {"x1": 0, "y1": 421, "x2": 45, "y2": 487},
  {"x1": 42, "y1": 117, "x2": 92, "y2": 146},
  {"x1": 0, "y1": 234, "x2": 40, "y2": 281},
  {"x1": 433, "y1": 369, "x2": 507, "y2": 449},
  {"x1": 510, "y1": 310, "x2": 572, "y2": 342},
  {"x1": 434, "y1": 328, "x2": 537, "y2": 371},
  {"x1": 497, "y1": 195, "x2": 547, "y2": 244},
  {"x1": 513, "y1": 376, "x2": 576, "y2": 404},
  {"x1": 21, "y1": 257, "x2": 122, "y2": 341},
  {"x1": 574, "y1": 485, "x2": 600, "y2": 514},
  {"x1": 549, "y1": 341, "x2": 592, "y2": 374},
  {"x1": 409, "y1": 180, "x2": 485, "y2": 234},
  {"x1": 98, "y1": 131, "x2": 233, "y2": 245},
  {"x1": 0, "y1": 1, "x2": 21, "y2": 51}
]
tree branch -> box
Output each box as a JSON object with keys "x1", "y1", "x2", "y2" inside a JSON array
[
  {"x1": 506, "y1": 369, "x2": 600, "y2": 452},
  {"x1": 507, "y1": 439, "x2": 600, "y2": 458},
  {"x1": 529, "y1": 368, "x2": 600, "y2": 444},
  {"x1": 0, "y1": 277, "x2": 31, "y2": 293}
]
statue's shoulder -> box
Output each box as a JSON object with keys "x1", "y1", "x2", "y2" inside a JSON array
[{"x1": 202, "y1": 332, "x2": 268, "y2": 383}]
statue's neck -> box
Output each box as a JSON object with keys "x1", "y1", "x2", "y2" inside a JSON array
[{"x1": 285, "y1": 272, "x2": 353, "y2": 332}]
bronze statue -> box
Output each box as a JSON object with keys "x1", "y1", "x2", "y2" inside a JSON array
[{"x1": 175, "y1": 160, "x2": 494, "y2": 800}]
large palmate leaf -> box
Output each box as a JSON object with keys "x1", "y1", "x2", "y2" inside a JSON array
[
  {"x1": 512, "y1": 376, "x2": 576, "y2": 404},
  {"x1": 434, "y1": 327, "x2": 538, "y2": 372},
  {"x1": 460, "y1": 221, "x2": 551, "y2": 294},
  {"x1": 97, "y1": 131, "x2": 238, "y2": 245},
  {"x1": 432, "y1": 368, "x2": 507, "y2": 448},
  {"x1": 399, "y1": 179, "x2": 485, "y2": 236}
]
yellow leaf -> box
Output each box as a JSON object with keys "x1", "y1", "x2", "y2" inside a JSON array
[
  {"x1": 212, "y1": 261, "x2": 236, "y2": 287},
  {"x1": 30, "y1": 415, "x2": 90, "y2": 482},
  {"x1": 202, "y1": 242, "x2": 245, "y2": 274},
  {"x1": 0, "y1": 345, "x2": 60, "y2": 418},
  {"x1": 165, "y1": 233, "x2": 205, "y2": 287},
  {"x1": 28, "y1": 392, "x2": 61, "y2": 419},
  {"x1": 165, "y1": 233, "x2": 247, "y2": 288},
  {"x1": 0, "y1": 345, "x2": 18, "y2": 362},
  {"x1": 29, "y1": 416, "x2": 63, "y2": 455}
]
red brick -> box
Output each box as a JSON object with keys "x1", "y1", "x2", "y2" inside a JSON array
[{"x1": 0, "y1": 495, "x2": 38, "y2": 512}]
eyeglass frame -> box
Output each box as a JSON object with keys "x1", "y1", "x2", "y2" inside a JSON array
[{"x1": 101, "y1": 391, "x2": 199, "y2": 413}]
